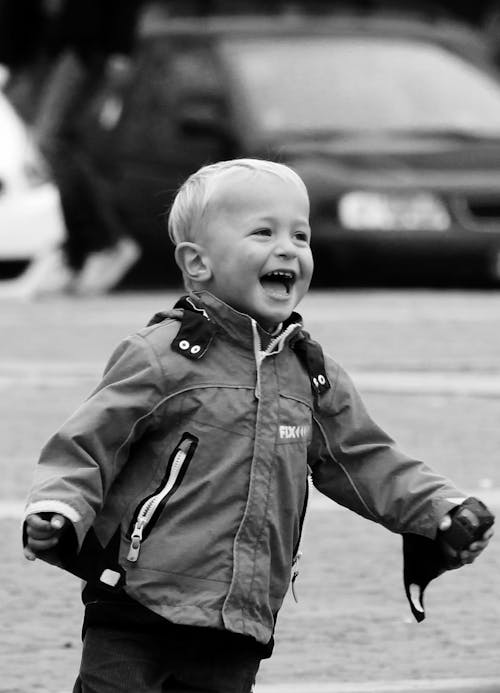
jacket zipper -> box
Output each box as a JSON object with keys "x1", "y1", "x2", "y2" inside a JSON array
[
  {"x1": 127, "y1": 434, "x2": 197, "y2": 562},
  {"x1": 291, "y1": 474, "x2": 310, "y2": 602},
  {"x1": 251, "y1": 321, "x2": 300, "y2": 399}
]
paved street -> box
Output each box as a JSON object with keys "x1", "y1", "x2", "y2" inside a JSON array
[
  {"x1": 257, "y1": 680, "x2": 500, "y2": 692},
  {"x1": 2, "y1": 289, "x2": 499, "y2": 692}
]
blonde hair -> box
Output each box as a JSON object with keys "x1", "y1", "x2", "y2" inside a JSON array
[{"x1": 167, "y1": 158, "x2": 308, "y2": 247}]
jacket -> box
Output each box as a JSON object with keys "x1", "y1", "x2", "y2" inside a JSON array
[{"x1": 23, "y1": 291, "x2": 466, "y2": 644}]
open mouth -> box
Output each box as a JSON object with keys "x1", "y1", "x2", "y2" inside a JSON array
[{"x1": 260, "y1": 270, "x2": 296, "y2": 296}]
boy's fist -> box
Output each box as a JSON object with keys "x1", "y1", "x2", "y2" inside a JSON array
[
  {"x1": 439, "y1": 497, "x2": 494, "y2": 568},
  {"x1": 24, "y1": 513, "x2": 68, "y2": 561}
]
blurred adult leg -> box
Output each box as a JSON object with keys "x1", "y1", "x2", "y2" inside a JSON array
[{"x1": 31, "y1": 50, "x2": 140, "y2": 294}]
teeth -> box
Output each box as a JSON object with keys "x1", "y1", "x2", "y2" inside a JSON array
[
  {"x1": 261, "y1": 270, "x2": 295, "y2": 296},
  {"x1": 267, "y1": 271, "x2": 294, "y2": 279}
]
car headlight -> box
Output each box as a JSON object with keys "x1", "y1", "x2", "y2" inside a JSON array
[{"x1": 338, "y1": 191, "x2": 450, "y2": 231}]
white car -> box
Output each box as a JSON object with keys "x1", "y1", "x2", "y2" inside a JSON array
[{"x1": 0, "y1": 73, "x2": 65, "y2": 267}]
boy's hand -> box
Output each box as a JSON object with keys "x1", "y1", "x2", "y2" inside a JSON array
[
  {"x1": 439, "y1": 512, "x2": 494, "y2": 568},
  {"x1": 23, "y1": 513, "x2": 68, "y2": 561}
]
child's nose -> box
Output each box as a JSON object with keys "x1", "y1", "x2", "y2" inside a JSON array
[{"x1": 275, "y1": 235, "x2": 297, "y2": 257}]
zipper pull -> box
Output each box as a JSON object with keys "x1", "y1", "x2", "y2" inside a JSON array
[
  {"x1": 127, "y1": 518, "x2": 146, "y2": 562},
  {"x1": 291, "y1": 551, "x2": 302, "y2": 603}
]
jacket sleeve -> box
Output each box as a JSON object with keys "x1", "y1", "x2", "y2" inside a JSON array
[
  {"x1": 309, "y1": 359, "x2": 472, "y2": 621},
  {"x1": 24, "y1": 333, "x2": 164, "y2": 549},
  {"x1": 309, "y1": 360, "x2": 466, "y2": 539}
]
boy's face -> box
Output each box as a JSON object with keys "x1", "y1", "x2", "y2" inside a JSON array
[{"x1": 200, "y1": 171, "x2": 313, "y2": 331}]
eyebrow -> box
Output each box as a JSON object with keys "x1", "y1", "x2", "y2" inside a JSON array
[{"x1": 251, "y1": 214, "x2": 310, "y2": 225}]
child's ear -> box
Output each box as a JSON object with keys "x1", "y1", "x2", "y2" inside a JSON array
[{"x1": 175, "y1": 242, "x2": 212, "y2": 284}]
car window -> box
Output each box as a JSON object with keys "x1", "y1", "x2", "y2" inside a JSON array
[
  {"x1": 111, "y1": 42, "x2": 227, "y2": 163},
  {"x1": 219, "y1": 36, "x2": 500, "y2": 136}
]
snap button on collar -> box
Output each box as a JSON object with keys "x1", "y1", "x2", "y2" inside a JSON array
[
  {"x1": 171, "y1": 296, "x2": 217, "y2": 360},
  {"x1": 291, "y1": 332, "x2": 331, "y2": 396}
]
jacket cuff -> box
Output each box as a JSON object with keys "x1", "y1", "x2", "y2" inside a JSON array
[{"x1": 23, "y1": 499, "x2": 82, "y2": 524}]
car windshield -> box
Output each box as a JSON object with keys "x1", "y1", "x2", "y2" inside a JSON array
[{"x1": 220, "y1": 36, "x2": 500, "y2": 137}]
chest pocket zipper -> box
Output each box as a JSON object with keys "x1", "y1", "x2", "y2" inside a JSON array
[{"x1": 126, "y1": 433, "x2": 198, "y2": 563}]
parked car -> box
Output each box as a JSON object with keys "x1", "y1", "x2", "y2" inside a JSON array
[
  {"x1": 75, "y1": 11, "x2": 500, "y2": 286},
  {"x1": 0, "y1": 73, "x2": 65, "y2": 278}
]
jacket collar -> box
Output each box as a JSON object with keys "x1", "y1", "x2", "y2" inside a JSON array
[
  {"x1": 148, "y1": 291, "x2": 331, "y2": 396},
  {"x1": 193, "y1": 292, "x2": 331, "y2": 396},
  {"x1": 182, "y1": 291, "x2": 304, "y2": 352}
]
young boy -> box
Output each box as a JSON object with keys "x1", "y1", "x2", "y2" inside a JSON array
[{"x1": 24, "y1": 159, "x2": 493, "y2": 693}]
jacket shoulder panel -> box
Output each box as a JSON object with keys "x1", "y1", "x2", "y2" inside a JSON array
[{"x1": 134, "y1": 318, "x2": 185, "y2": 379}]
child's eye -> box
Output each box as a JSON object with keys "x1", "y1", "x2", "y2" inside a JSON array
[
  {"x1": 295, "y1": 230, "x2": 310, "y2": 243},
  {"x1": 253, "y1": 228, "x2": 272, "y2": 236}
]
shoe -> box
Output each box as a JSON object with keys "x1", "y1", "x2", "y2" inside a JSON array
[
  {"x1": 73, "y1": 237, "x2": 141, "y2": 296},
  {"x1": 0, "y1": 247, "x2": 76, "y2": 299}
]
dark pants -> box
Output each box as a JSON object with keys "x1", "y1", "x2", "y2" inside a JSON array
[
  {"x1": 48, "y1": 146, "x2": 124, "y2": 269},
  {"x1": 35, "y1": 50, "x2": 126, "y2": 269},
  {"x1": 73, "y1": 626, "x2": 261, "y2": 693}
]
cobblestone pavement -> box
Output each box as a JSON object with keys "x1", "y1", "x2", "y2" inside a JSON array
[{"x1": 1, "y1": 291, "x2": 499, "y2": 692}]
